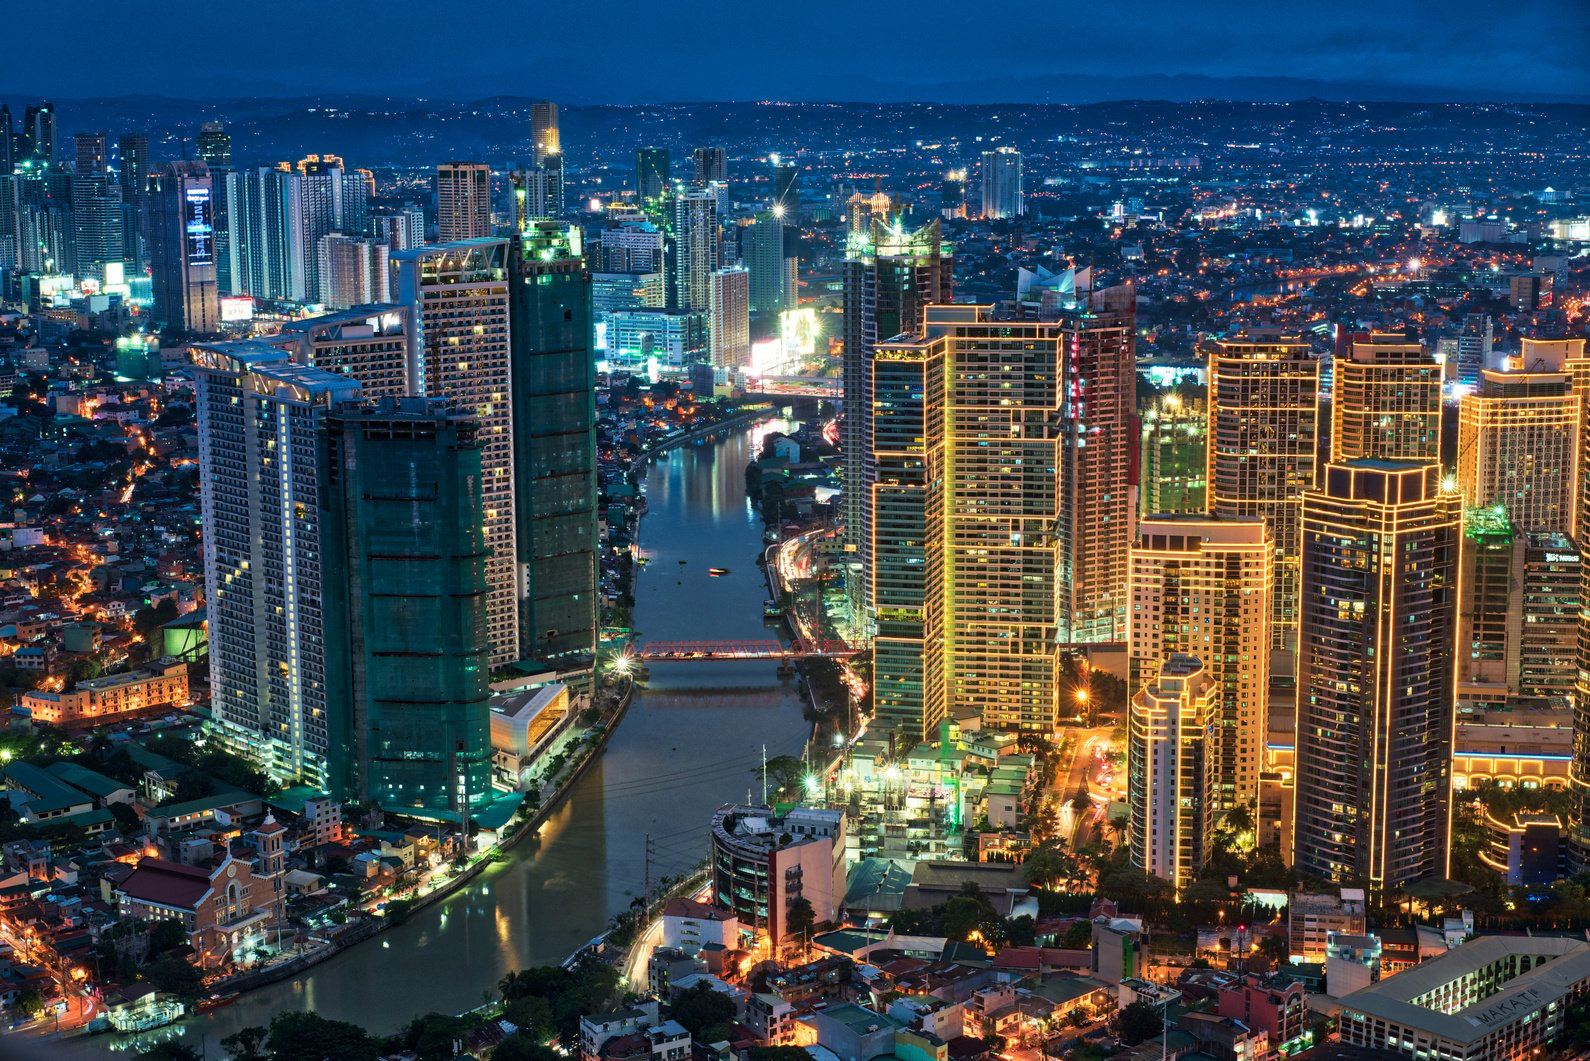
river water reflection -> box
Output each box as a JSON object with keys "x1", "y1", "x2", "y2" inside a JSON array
[{"x1": 53, "y1": 418, "x2": 807, "y2": 1057}]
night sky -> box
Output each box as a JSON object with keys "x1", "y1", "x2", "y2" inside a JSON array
[{"x1": 10, "y1": 0, "x2": 1590, "y2": 102}]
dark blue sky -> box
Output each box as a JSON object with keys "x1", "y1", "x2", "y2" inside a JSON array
[{"x1": 12, "y1": 0, "x2": 1590, "y2": 101}]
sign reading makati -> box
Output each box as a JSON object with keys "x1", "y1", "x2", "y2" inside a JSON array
[{"x1": 1464, "y1": 987, "x2": 1547, "y2": 1029}]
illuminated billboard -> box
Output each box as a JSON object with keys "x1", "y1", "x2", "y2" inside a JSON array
[
  {"x1": 219, "y1": 296, "x2": 255, "y2": 323},
  {"x1": 184, "y1": 186, "x2": 214, "y2": 266},
  {"x1": 779, "y1": 307, "x2": 819, "y2": 359}
]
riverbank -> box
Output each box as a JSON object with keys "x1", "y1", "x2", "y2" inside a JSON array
[
  {"x1": 46, "y1": 419, "x2": 815, "y2": 1060},
  {"x1": 213, "y1": 410, "x2": 775, "y2": 1002},
  {"x1": 98, "y1": 679, "x2": 643, "y2": 1026}
]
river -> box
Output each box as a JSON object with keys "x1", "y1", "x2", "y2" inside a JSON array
[{"x1": 50, "y1": 417, "x2": 809, "y2": 1058}]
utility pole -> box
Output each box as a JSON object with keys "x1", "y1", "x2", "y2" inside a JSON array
[
  {"x1": 761, "y1": 744, "x2": 768, "y2": 806},
  {"x1": 644, "y1": 833, "x2": 651, "y2": 905}
]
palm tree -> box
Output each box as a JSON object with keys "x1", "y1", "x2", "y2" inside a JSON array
[{"x1": 499, "y1": 970, "x2": 521, "y2": 1001}]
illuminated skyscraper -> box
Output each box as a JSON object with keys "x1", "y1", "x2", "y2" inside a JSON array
[
  {"x1": 1139, "y1": 387, "x2": 1207, "y2": 517},
  {"x1": 316, "y1": 233, "x2": 391, "y2": 308},
  {"x1": 979, "y1": 146, "x2": 1023, "y2": 219},
  {"x1": 193, "y1": 342, "x2": 363, "y2": 789},
  {"x1": 672, "y1": 186, "x2": 719, "y2": 313},
  {"x1": 269, "y1": 305, "x2": 411, "y2": 398},
  {"x1": 196, "y1": 122, "x2": 232, "y2": 167},
  {"x1": 529, "y1": 102, "x2": 563, "y2": 218},
  {"x1": 869, "y1": 332, "x2": 946, "y2": 742},
  {"x1": 870, "y1": 306, "x2": 1063, "y2": 733},
  {"x1": 71, "y1": 171, "x2": 124, "y2": 282},
  {"x1": 1128, "y1": 655, "x2": 1219, "y2": 895},
  {"x1": 1457, "y1": 508, "x2": 1580, "y2": 709},
  {"x1": 1456, "y1": 343, "x2": 1580, "y2": 536},
  {"x1": 867, "y1": 291, "x2": 1131, "y2": 733},
  {"x1": 708, "y1": 266, "x2": 750, "y2": 370},
  {"x1": 1056, "y1": 284, "x2": 1137, "y2": 645},
  {"x1": 1129, "y1": 516, "x2": 1272, "y2": 844},
  {"x1": 393, "y1": 239, "x2": 520, "y2": 664},
  {"x1": 146, "y1": 161, "x2": 219, "y2": 335},
  {"x1": 435, "y1": 162, "x2": 493, "y2": 242},
  {"x1": 1551, "y1": 338, "x2": 1590, "y2": 862},
  {"x1": 1331, "y1": 332, "x2": 1442, "y2": 463},
  {"x1": 694, "y1": 146, "x2": 727, "y2": 184},
  {"x1": 1208, "y1": 331, "x2": 1319, "y2": 652},
  {"x1": 322, "y1": 398, "x2": 494, "y2": 813},
  {"x1": 636, "y1": 147, "x2": 670, "y2": 201},
  {"x1": 507, "y1": 221, "x2": 599, "y2": 666},
  {"x1": 1294, "y1": 461, "x2": 1459, "y2": 890},
  {"x1": 841, "y1": 217, "x2": 951, "y2": 622},
  {"x1": 117, "y1": 133, "x2": 149, "y2": 268},
  {"x1": 531, "y1": 101, "x2": 560, "y2": 165},
  {"x1": 194, "y1": 124, "x2": 236, "y2": 294}
]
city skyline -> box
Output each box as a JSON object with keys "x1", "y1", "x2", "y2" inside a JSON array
[{"x1": 2, "y1": 50, "x2": 1590, "y2": 1058}]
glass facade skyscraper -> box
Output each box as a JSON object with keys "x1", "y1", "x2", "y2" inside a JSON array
[
  {"x1": 841, "y1": 217, "x2": 951, "y2": 626},
  {"x1": 323, "y1": 399, "x2": 494, "y2": 814},
  {"x1": 509, "y1": 221, "x2": 599, "y2": 666}
]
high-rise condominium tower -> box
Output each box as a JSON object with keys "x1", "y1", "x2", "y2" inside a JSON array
[
  {"x1": 709, "y1": 267, "x2": 750, "y2": 370},
  {"x1": 1056, "y1": 284, "x2": 1137, "y2": 645},
  {"x1": 1294, "y1": 461, "x2": 1459, "y2": 890},
  {"x1": 1331, "y1": 332, "x2": 1442, "y2": 463},
  {"x1": 672, "y1": 187, "x2": 719, "y2": 313},
  {"x1": 772, "y1": 162, "x2": 800, "y2": 216},
  {"x1": 146, "y1": 161, "x2": 219, "y2": 335},
  {"x1": 1208, "y1": 331, "x2": 1319, "y2": 652},
  {"x1": 393, "y1": 239, "x2": 520, "y2": 664},
  {"x1": 194, "y1": 342, "x2": 363, "y2": 788},
  {"x1": 841, "y1": 217, "x2": 952, "y2": 624},
  {"x1": 436, "y1": 162, "x2": 493, "y2": 242},
  {"x1": 867, "y1": 287, "x2": 1135, "y2": 735},
  {"x1": 1128, "y1": 655, "x2": 1219, "y2": 895},
  {"x1": 980, "y1": 146, "x2": 1023, "y2": 219},
  {"x1": 1456, "y1": 342, "x2": 1580, "y2": 536},
  {"x1": 1457, "y1": 508, "x2": 1579, "y2": 708},
  {"x1": 743, "y1": 213, "x2": 792, "y2": 313},
  {"x1": 508, "y1": 221, "x2": 599, "y2": 665},
  {"x1": 694, "y1": 146, "x2": 727, "y2": 184},
  {"x1": 869, "y1": 331, "x2": 946, "y2": 742},
  {"x1": 1129, "y1": 516, "x2": 1272, "y2": 802}
]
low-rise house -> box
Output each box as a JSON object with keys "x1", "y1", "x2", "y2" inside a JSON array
[
  {"x1": 580, "y1": 1000, "x2": 660, "y2": 1061},
  {"x1": 661, "y1": 896, "x2": 738, "y2": 954}
]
